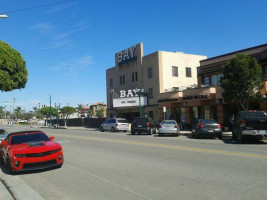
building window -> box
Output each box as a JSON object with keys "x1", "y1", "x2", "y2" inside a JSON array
[
  {"x1": 132, "y1": 72, "x2": 134, "y2": 82},
  {"x1": 186, "y1": 67, "x2": 191, "y2": 77},
  {"x1": 110, "y1": 79, "x2": 113, "y2": 87},
  {"x1": 204, "y1": 77, "x2": 209, "y2": 86},
  {"x1": 148, "y1": 67, "x2": 153, "y2": 78},
  {"x1": 149, "y1": 88, "x2": 153, "y2": 99},
  {"x1": 172, "y1": 66, "x2": 178, "y2": 77},
  {"x1": 123, "y1": 75, "x2": 125, "y2": 84},
  {"x1": 135, "y1": 72, "x2": 138, "y2": 81}
]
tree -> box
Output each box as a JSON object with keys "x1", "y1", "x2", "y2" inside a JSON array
[
  {"x1": 61, "y1": 106, "x2": 76, "y2": 127},
  {"x1": 96, "y1": 109, "x2": 104, "y2": 118},
  {"x1": 220, "y1": 53, "x2": 263, "y2": 111},
  {"x1": 0, "y1": 41, "x2": 28, "y2": 92},
  {"x1": 15, "y1": 107, "x2": 22, "y2": 119},
  {"x1": 77, "y1": 104, "x2": 83, "y2": 118},
  {"x1": 39, "y1": 107, "x2": 58, "y2": 124}
]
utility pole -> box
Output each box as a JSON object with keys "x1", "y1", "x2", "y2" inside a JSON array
[{"x1": 13, "y1": 98, "x2": 16, "y2": 119}]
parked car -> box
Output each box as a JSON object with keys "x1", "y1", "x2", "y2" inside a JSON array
[
  {"x1": 191, "y1": 119, "x2": 222, "y2": 139},
  {"x1": 100, "y1": 118, "x2": 129, "y2": 132},
  {"x1": 131, "y1": 117, "x2": 157, "y2": 135},
  {"x1": 0, "y1": 130, "x2": 64, "y2": 174},
  {"x1": 158, "y1": 120, "x2": 180, "y2": 136},
  {"x1": 0, "y1": 129, "x2": 8, "y2": 141},
  {"x1": 232, "y1": 110, "x2": 267, "y2": 143}
]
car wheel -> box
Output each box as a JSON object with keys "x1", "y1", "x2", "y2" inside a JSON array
[
  {"x1": 232, "y1": 132, "x2": 237, "y2": 141},
  {"x1": 6, "y1": 156, "x2": 12, "y2": 174},
  {"x1": 195, "y1": 132, "x2": 199, "y2": 139},
  {"x1": 239, "y1": 130, "x2": 244, "y2": 144},
  {"x1": 123, "y1": 130, "x2": 127, "y2": 132},
  {"x1": 158, "y1": 133, "x2": 163, "y2": 137},
  {"x1": 100, "y1": 126, "x2": 104, "y2": 132},
  {"x1": 131, "y1": 131, "x2": 135, "y2": 135},
  {"x1": 111, "y1": 127, "x2": 115, "y2": 132},
  {"x1": 218, "y1": 133, "x2": 223, "y2": 140}
]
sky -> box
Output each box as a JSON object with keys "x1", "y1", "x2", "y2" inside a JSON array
[{"x1": 0, "y1": 0, "x2": 267, "y2": 112}]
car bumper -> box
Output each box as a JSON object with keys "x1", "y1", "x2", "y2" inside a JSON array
[
  {"x1": 242, "y1": 130, "x2": 267, "y2": 136},
  {"x1": 10, "y1": 152, "x2": 64, "y2": 172},
  {"x1": 158, "y1": 129, "x2": 179, "y2": 134},
  {"x1": 197, "y1": 129, "x2": 222, "y2": 137}
]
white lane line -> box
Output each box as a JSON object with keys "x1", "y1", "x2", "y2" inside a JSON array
[
  {"x1": 56, "y1": 140, "x2": 71, "y2": 144},
  {"x1": 65, "y1": 163, "x2": 153, "y2": 200}
]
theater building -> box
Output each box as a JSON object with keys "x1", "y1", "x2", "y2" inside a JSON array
[
  {"x1": 158, "y1": 43, "x2": 267, "y2": 128},
  {"x1": 106, "y1": 43, "x2": 207, "y2": 122}
]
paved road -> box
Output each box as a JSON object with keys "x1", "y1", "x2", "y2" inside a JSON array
[{"x1": 1, "y1": 125, "x2": 267, "y2": 200}]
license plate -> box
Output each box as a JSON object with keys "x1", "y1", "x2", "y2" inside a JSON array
[
  {"x1": 208, "y1": 130, "x2": 214, "y2": 132},
  {"x1": 138, "y1": 125, "x2": 142, "y2": 128},
  {"x1": 259, "y1": 130, "x2": 266, "y2": 134}
]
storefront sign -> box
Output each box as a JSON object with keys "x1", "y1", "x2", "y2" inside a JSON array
[
  {"x1": 119, "y1": 89, "x2": 145, "y2": 98},
  {"x1": 183, "y1": 94, "x2": 210, "y2": 101},
  {"x1": 113, "y1": 96, "x2": 147, "y2": 108},
  {"x1": 117, "y1": 45, "x2": 137, "y2": 66}
]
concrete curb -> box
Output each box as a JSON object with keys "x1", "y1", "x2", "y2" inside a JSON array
[{"x1": 0, "y1": 173, "x2": 45, "y2": 200}]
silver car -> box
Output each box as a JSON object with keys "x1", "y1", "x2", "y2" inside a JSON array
[
  {"x1": 100, "y1": 118, "x2": 129, "y2": 132},
  {"x1": 158, "y1": 120, "x2": 180, "y2": 136},
  {"x1": 0, "y1": 129, "x2": 8, "y2": 141}
]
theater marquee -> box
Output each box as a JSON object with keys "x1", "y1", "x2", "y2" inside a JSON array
[{"x1": 113, "y1": 96, "x2": 147, "y2": 108}]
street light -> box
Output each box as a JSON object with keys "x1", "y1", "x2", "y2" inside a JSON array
[
  {"x1": 134, "y1": 88, "x2": 144, "y2": 117},
  {"x1": 55, "y1": 103, "x2": 60, "y2": 128},
  {"x1": 0, "y1": 13, "x2": 8, "y2": 18},
  {"x1": 4, "y1": 101, "x2": 7, "y2": 123}
]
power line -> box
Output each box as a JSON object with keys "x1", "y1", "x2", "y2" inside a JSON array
[{"x1": 4, "y1": 0, "x2": 75, "y2": 14}]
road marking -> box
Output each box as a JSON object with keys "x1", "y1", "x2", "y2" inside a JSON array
[
  {"x1": 55, "y1": 134, "x2": 267, "y2": 159},
  {"x1": 65, "y1": 163, "x2": 153, "y2": 200},
  {"x1": 57, "y1": 140, "x2": 71, "y2": 144}
]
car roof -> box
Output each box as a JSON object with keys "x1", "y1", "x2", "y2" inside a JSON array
[{"x1": 7, "y1": 130, "x2": 44, "y2": 137}]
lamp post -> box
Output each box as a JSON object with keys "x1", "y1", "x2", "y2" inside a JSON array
[
  {"x1": 4, "y1": 101, "x2": 7, "y2": 124},
  {"x1": 49, "y1": 95, "x2": 52, "y2": 128},
  {"x1": 135, "y1": 88, "x2": 144, "y2": 117},
  {"x1": 55, "y1": 103, "x2": 60, "y2": 128}
]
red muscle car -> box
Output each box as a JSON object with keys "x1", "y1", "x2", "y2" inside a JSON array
[{"x1": 0, "y1": 130, "x2": 63, "y2": 173}]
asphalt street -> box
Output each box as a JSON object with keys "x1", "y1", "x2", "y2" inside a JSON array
[{"x1": 0, "y1": 125, "x2": 267, "y2": 200}]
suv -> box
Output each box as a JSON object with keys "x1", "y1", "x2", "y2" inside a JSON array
[
  {"x1": 232, "y1": 110, "x2": 267, "y2": 143},
  {"x1": 131, "y1": 117, "x2": 157, "y2": 135},
  {"x1": 100, "y1": 118, "x2": 129, "y2": 132}
]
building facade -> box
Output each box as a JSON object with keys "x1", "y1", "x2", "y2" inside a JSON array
[
  {"x1": 158, "y1": 43, "x2": 267, "y2": 128},
  {"x1": 106, "y1": 43, "x2": 207, "y2": 122}
]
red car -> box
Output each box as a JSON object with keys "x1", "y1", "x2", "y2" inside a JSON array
[{"x1": 0, "y1": 130, "x2": 63, "y2": 173}]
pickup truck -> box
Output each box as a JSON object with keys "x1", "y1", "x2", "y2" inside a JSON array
[{"x1": 232, "y1": 110, "x2": 267, "y2": 143}]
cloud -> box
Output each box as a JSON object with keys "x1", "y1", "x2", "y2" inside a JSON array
[
  {"x1": 49, "y1": 55, "x2": 95, "y2": 72},
  {"x1": 55, "y1": 23, "x2": 87, "y2": 40},
  {"x1": 44, "y1": 40, "x2": 72, "y2": 50},
  {"x1": 30, "y1": 22, "x2": 53, "y2": 35}
]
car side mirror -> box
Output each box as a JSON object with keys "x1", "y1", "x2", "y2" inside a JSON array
[
  {"x1": 50, "y1": 137, "x2": 55, "y2": 141},
  {"x1": 1, "y1": 140, "x2": 8, "y2": 145}
]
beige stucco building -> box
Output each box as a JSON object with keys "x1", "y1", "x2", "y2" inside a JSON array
[{"x1": 106, "y1": 43, "x2": 206, "y2": 122}]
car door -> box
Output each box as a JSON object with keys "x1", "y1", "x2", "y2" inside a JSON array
[{"x1": 103, "y1": 120, "x2": 109, "y2": 131}]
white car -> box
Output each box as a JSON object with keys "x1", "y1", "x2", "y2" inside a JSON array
[
  {"x1": 100, "y1": 118, "x2": 129, "y2": 132},
  {"x1": 158, "y1": 120, "x2": 180, "y2": 136}
]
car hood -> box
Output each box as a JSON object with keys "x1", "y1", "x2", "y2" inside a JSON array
[{"x1": 10, "y1": 141, "x2": 61, "y2": 153}]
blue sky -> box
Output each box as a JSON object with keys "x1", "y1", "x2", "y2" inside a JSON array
[{"x1": 1, "y1": 0, "x2": 267, "y2": 111}]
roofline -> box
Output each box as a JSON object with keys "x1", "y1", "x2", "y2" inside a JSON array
[{"x1": 200, "y1": 43, "x2": 267, "y2": 63}]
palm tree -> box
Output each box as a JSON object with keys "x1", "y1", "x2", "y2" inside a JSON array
[
  {"x1": 77, "y1": 104, "x2": 83, "y2": 118},
  {"x1": 15, "y1": 107, "x2": 22, "y2": 119}
]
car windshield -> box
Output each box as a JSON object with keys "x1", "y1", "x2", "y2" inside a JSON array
[
  {"x1": 0, "y1": 130, "x2": 7, "y2": 135},
  {"x1": 199, "y1": 119, "x2": 217, "y2": 124},
  {"x1": 10, "y1": 133, "x2": 50, "y2": 145},
  {"x1": 134, "y1": 118, "x2": 148, "y2": 123},
  {"x1": 244, "y1": 111, "x2": 267, "y2": 118},
  {"x1": 161, "y1": 121, "x2": 176, "y2": 124},
  {"x1": 118, "y1": 119, "x2": 128, "y2": 123}
]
